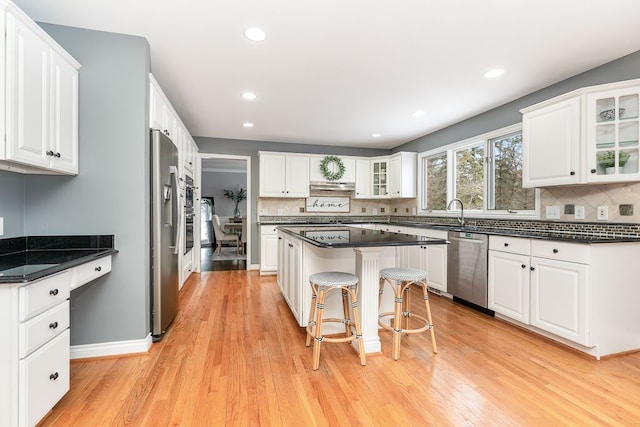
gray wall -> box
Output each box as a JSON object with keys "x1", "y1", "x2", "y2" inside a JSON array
[
  {"x1": 195, "y1": 137, "x2": 390, "y2": 263},
  {"x1": 396, "y1": 50, "x2": 640, "y2": 153},
  {"x1": 0, "y1": 170, "x2": 25, "y2": 237},
  {"x1": 201, "y1": 171, "x2": 247, "y2": 217},
  {"x1": 23, "y1": 24, "x2": 151, "y2": 345}
]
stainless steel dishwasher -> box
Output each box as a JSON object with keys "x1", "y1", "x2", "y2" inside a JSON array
[{"x1": 447, "y1": 230, "x2": 493, "y2": 315}]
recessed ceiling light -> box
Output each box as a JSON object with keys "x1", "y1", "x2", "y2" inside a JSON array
[
  {"x1": 244, "y1": 27, "x2": 266, "y2": 41},
  {"x1": 372, "y1": 133, "x2": 381, "y2": 138},
  {"x1": 242, "y1": 92, "x2": 257, "y2": 100},
  {"x1": 412, "y1": 111, "x2": 425, "y2": 118},
  {"x1": 484, "y1": 68, "x2": 505, "y2": 78},
  {"x1": 242, "y1": 122, "x2": 254, "y2": 128}
]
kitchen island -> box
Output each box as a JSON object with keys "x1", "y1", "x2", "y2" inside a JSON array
[{"x1": 277, "y1": 225, "x2": 448, "y2": 354}]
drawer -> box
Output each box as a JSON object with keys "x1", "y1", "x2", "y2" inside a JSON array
[
  {"x1": 19, "y1": 329, "x2": 70, "y2": 427},
  {"x1": 19, "y1": 300, "x2": 70, "y2": 358},
  {"x1": 71, "y1": 256, "x2": 112, "y2": 290},
  {"x1": 260, "y1": 225, "x2": 278, "y2": 235},
  {"x1": 489, "y1": 236, "x2": 531, "y2": 255},
  {"x1": 531, "y1": 240, "x2": 590, "y2": 264},
  {"x1": 19, "y1": 271, "x2": 71, "y2": 321}
]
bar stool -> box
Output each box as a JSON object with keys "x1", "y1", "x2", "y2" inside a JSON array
[
  {"x1": 378, "y1": 268, "x2": 437, "y2": 360},
  {"x1": 305, "y1": 272, "x2": 366, "y2": 371}
]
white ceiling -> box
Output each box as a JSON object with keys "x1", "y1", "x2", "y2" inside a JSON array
[{"x1": 13, "y1": 0, "x2": 640, "y2": 149}]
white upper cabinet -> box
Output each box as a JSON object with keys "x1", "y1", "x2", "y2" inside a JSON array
[
  {"x1": 522, "y1": 97, "x2": 581, "y2": 187},
  {"x1": 388, "y1": 152, "x2": 417, "y2": 198},
  {"x1": 521, "y1": 78, "x2": 640, "y2": 187},
  {"x1": 259, "y1": 152, "x2": 309, "y2": 197},
  {"x1": 309, "y1": 155, "x2": 355, "y2": 182},
  {"x1": 354, "y1": 158, "x2": 371, "y2": 198},
  {"x1": 586, "y1": 86, "x2": 640, "y2": 182},
  {"x1": 2, "y1": 5, "x2": 80, "y2": 175}
]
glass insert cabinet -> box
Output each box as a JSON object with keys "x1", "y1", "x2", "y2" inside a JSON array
[
  {"x1": 371, "y1": 159, "x2": 388, "y2": 196},
  {"x1": 587, "y1": 87, "x2": 640, "y2": 180}
]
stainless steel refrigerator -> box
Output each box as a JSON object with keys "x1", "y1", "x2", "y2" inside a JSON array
[{"x1": 150, "y1": 129, "x2": 180, "y2": 341}]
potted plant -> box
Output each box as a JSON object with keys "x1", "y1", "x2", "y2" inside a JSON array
[
  {"x1": 597, "y1": 151, "x2": 630, "y2": 174},
  {"x1": 223, "y1": 188, "x2": 247, "y2": 218}
]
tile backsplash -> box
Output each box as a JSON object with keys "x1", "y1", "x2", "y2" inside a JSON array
[{"x1": 258, "y1": 181, "x2": 640, "y2": 224}]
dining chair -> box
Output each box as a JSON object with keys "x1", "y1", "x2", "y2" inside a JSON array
[{"x1": 212, "y1": 215, "x2": 240, "y2": 255}]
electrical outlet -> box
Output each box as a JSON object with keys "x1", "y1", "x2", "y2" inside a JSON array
[
  {"x1": 0, "y1": 217, "x2": 3, "y2": 236},
  {"x1": 597, "y1": 205, "x2": 609, "y2": 221},
  {"x1": 277, "y1": 208, "x2": 283, "y2": 215},
  {"x1": 545, "y1": 206, "x2": 561, "y2": 219},
  {"x1": 372, "y1": 208, "x2": 378, "y2": 215},
  {"x1": 258, "y1": 208, "x2": 267, "y2": 215},
  {"x1": 574, "y1": 206, "x2": 585, "y2": 220}
]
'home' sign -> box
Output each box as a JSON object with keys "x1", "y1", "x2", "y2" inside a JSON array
[{"x1": 305, "y1": 197, "x2": 350, "y2": 213}]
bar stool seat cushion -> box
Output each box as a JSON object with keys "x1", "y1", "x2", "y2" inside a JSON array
[
  {"x1": 309, "y1": 271, "x2": 358, "y2": 288},
  {"x1": 380, "y1": 268, "x2": 427, "y2": 282}
]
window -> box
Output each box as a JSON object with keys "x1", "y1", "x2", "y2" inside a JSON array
[{"x1": 418, "y1": 124, "x2": 537, "y2": 217}]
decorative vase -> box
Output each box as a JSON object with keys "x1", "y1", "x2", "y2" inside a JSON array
[
  {"x1": 605, "y1": 167, "x2": 621, "y2": 174},
  {"x1": 233, "y1": 203, "x2": 241, "y2": 218}
]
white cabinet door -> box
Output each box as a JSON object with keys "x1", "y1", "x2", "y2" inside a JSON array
[
  {"x1": 287, "y1": 237, "x2": 302, "y2": 323},
  {"x1": 371, "y1": 158, "x2": 389, "y2": 197},
  {"x1": 488, "y1": 250, "x2": 530, "y2": 323},
  {"x1": 50, "y1": 52, "x2": 78, "y2": 174},
  {"x1": 260, "y1": 225, "x2": 279, "y2": 274},
  {"x1": 277, "y1": 232, "x2": 285, "y2": 290},
  {"x1": 355, "y1": 159, "x2": 371, "y2": 198},
  {"x1": 426, "y1": 244, "x2": 447, "y2": 293},
  {"x1": 285, "y1": 155, "x2": 309, "y2": 197},
  {"x1": 5, "y1": 14, "x2": 50, "y2": 169},
  {"x1": 388, "y1": 152, "x2": 417, "y2": 198},
  {"x1": 259, "y1": 153, "x2": 287, "y2": 197},
  {"x1": 530, "y1": 257, "x2": 589, "y2": 345},
  {"x1": 585, "y1": 86, "x2": 640, "y2": 182},
  {"x1": 522, "y1": 97, "x2": 581, "y2": 187}
]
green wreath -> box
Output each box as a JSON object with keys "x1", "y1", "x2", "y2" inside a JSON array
[{"x1": 319, "y1": 155, "x2": 345, "y2": 181}]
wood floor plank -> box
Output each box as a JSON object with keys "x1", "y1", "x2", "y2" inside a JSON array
[{"x1": 39, "y1": 271, "x2": 640, "y2": 426}]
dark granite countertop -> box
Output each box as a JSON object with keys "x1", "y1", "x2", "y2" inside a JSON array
[
  {"x1": 277, "y1": 226, "x2": 448, "y2": 249},
  {"x1": 0, "y1": 235, "x2": 117, "y2": 283}
]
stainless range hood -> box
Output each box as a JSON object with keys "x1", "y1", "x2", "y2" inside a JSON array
[{"x1": 309, "y1": 181, "x2": 356, "y2": 191}]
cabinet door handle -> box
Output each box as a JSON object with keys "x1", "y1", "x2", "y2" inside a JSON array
[
  {"x1": 278, "y1": 237, "x2": 282, "y2": 240},
  {"x1": 55, "y1": 152, "x2": 61, "y2": 158},
  {"x1": 49, "y1": 321, "x2": 59, "y2": 329},
  {"x1": 288, "y1": 243, "x2": 293, "y2": 248},
  {"x1": 553, "y1": 249, "x2": 558, "y2": 254},
  {"x1": 530, "y1": 267, "x2": 535, "y2": 271},
  {"x1": 504, "y1": 242, "x2": 509, "y2": 247},
  {"x1": 46, "y1": 150, "x2": 54, "y2": 156},
  {"x1": 570, "y1": 171, "x2": 575, "y2": 176},
  {"x1": 95, "y1": 266, "x2": 102, "y2": 272},
  {"x1": 49, "y1": 289, "x2": 59, "y2": 296},
  {"x1": 521, "y1": 264, "x2": 526, "y2": 269},
  {"x1": 591, "y1": 169, "x2": 596, "y2": 174},
  {"x1": 49, "y1": 372, "x2": 59, "y2": 381}
]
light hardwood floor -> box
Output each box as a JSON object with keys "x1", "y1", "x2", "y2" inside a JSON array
[{"x1": 41, "y1": 271, "x2": 640, "y2": 426}]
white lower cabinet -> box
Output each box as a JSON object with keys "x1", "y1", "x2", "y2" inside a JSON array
[
  {"x1": 530, "y1": 256, "x2": 589, "y2": 345},
  {"x1": 277, "y1": 232, "x2": 303, "y2": 324},
  {"x1": 0, "y1": 256, "x2": 112, "y2": 427},
  {"x1": 260, "y1": 225, "x2": 279, "y2": 275},
  {"x1": 489, "y1": 235, "x2": 640, "y2": 358},
  {"x1": 20, "y1": 329, "x2": 70, "y2": 427},
  {"x1": 398, "y1": 227, "x2": 447, "y2": 293}
]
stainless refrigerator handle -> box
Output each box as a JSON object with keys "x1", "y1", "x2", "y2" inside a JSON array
[{"x1": 170, "y1": 166, "x2": 180, "y2": 255}]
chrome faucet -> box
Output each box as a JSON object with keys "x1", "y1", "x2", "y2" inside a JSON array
[{"x1": 447, "y1": 198, "x2": 465, "y2": 227}]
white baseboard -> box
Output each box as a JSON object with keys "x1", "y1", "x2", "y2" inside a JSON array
[
  {"x1": 70, "y1": 333, "x2": 152, "y2": 359},
  {"x1": 248, "y1": 263, "x2": 260, "y2": 271}
]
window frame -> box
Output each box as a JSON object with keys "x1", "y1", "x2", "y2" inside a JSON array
[{"x1": 417, "y1": 123, "x2": 540, "y2": 219}]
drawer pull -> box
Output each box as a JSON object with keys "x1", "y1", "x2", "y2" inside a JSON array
[
  {"x1": 49, "y1": 372, "x2": 59, "y2": 381},
  {"x1": 49, "y1": 289, "x2": 59, "y2": 296},
  {"x1": 521, "y1": 264, "x2": 526, "y2": 269},
  {"x1": 553, "y1": 249, "x2": 559, "y2": 254},
  {"x1": 95, "y1": 266, "x2": 102, "y2": 272},
  {"x1": 504, "y1": 243, "x2": 509, "y2": 247},
  {"x1": 530, "y1": 267, "x2": 535, "y2": 271},
  {"x1": 49, "y1": 321, "x2": 59, "y2": 329}
]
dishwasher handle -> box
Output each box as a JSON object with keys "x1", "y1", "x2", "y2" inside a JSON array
[{"x1": 448, "y1": 236, "x2": 486, "y2": 245}]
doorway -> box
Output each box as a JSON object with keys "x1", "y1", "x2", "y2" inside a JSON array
[{"x1": 196, "y1": 154, "x2": 251, "y2": 272}]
